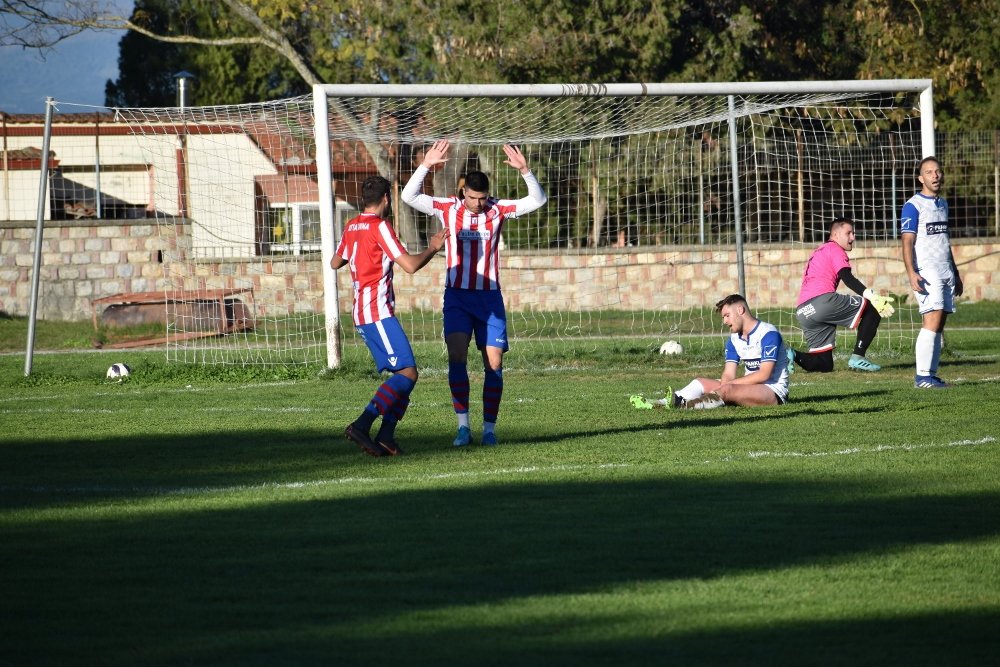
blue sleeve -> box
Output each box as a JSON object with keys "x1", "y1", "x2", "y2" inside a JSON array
[
  {"x1": 760, "y1": 331, "x2": 783, "y2": 363},
  {"x1": 724, "y1": 338, "x2": 739, "y2": 364},
  {"x1": 900, "y1": 201, "x2": 919, "y2": 234}
]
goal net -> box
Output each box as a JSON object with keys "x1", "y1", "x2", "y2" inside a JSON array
[{"x1": 106, "y1": 81, "x2": 931, "y2": 367}]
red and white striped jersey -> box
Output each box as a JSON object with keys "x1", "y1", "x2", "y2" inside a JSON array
[
  {"x1": 335, "y1": 212, "x2": 407, "y2": 325},
  {"x1": 402, "y1": 165, "x2": 546, "y2": 290}
]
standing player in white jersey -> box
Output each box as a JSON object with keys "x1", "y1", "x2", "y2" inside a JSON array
[
  {"x1": 631, "y1": 294, "x2": 790, "y2": 410},
  {"x1": 402, "y1": 139, "x2": 547, "y2": 446},
  {"x1": 901, "y1": 156, "x2": 964, "y2": 388},
  {"x1": 331, "y1": 175, "x2": 447, "y2": 456}
]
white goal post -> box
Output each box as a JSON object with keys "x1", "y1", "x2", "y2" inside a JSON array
[{"x1": 313, "y1": 80, "x2": 934, "y2": 368}]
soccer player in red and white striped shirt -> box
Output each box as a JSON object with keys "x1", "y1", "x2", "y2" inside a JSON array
[
  {"x1": 331, "y1": 175, "x2": 446, "y2": 456},
  {"x1": 402, "y1": 140, "x2": 547, "y2": 447}
]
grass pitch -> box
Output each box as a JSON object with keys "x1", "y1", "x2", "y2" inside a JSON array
[{"x1": 1, "y1": 317, "x2": 999, "y2": 666}]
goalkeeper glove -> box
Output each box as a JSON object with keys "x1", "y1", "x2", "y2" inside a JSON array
[{"x1": 863, "y1": 288, "x2": 895, "y2": 317}]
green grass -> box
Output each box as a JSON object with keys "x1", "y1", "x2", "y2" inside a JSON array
[
  {"x1": 7, "y1": 300, "x2": 1000, "y2": 354},
  {"x1": 1, "y1": 321, "x2": 999, "y2": 665}
]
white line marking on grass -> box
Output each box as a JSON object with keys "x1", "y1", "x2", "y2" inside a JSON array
[
  {"x1": 2, "y1": 438, "x2": 994, "y2": 500},
  {"x1": 745, "y1": 436, "x2": 996, "y2": 460}
]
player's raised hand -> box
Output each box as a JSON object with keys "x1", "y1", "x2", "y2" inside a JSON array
[
  {"x1": 502, "y1": 144, "x2": 529, "y2": 173},
  {"x1": 421, "y1": 140, "x2": 450, "y2": 169}
]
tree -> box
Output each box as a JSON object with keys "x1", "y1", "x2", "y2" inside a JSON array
[
  {"x1": 106, "y1": 0, "x2": 309, "y2": 107},
  {"x1": 845, "y1": 0, "x2": 1000, "y2": 131}
]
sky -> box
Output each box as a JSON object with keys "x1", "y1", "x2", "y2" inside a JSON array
[{"x1": 0, "y1": 2, "x2": 134, "y2": 115}]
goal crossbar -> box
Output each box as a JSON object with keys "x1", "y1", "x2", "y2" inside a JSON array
[{"x1": 316, "y1": 80, "x2": 933, "y2": 98}]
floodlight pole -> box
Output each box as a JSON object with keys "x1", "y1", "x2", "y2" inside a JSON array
[
  {"x1": 175, "y1": 72, "x2": 194, "y2": 218},
  {"x1": 24, "y1": 98, "x2": 56, "y2": 376}
]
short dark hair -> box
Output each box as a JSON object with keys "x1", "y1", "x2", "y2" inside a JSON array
[
  {"x1": 917, "y1": 156, "x2": 940, "y2": 176},
  {"x1": 361, "y1": 175, "x2": 391, "y2": 207},
  {"x1": 830, "y1": 217, "x2": 854, "y2": 235},
  {"x1": 463, "y1": 170, "x2": 489, "y2": 194},
  {"x1": 715, "y1": 294, "x2": 748, "y2": 313}
]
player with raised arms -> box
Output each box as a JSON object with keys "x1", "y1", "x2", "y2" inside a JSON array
[
  {"x1": 331, "y1": 175, "x2": 447, "y2": 456},
  {"x1": 402, "y1": 139, "x2": 547, "y2": 446}
]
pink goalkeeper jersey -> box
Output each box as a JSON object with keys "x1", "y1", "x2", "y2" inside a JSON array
[
  {"x1": 796, "y1": 240, "x2": 851, "y2": 306},
  {"x1": 335, "y1": 212, "x2": 407, "y2": 325},
  {"x1": 402, "y1": 165, "x2": 546, "y2": 290}
]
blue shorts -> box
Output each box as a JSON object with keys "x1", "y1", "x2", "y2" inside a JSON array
[
  {"x1": 356, "y1": 317, "x2": 416, "y2": 373},
  {"x1": 443, "y1": 287, "x2": 509, "y2": 351}
]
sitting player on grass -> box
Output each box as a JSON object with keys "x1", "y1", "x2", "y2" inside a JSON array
[{"x1": 630, "y1": 294, "x2": 790, "y2": 410}]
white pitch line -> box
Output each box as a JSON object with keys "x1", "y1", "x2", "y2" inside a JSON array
[
  {"x1": 744, "y1": 436, "x2": 996, "y2": 460},
  {"x1": 2, "y1": 436, "x2": 996, "y2": 500}
]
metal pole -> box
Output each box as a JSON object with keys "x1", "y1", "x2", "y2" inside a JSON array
[
  {"x1": 995, "y1": 130, "x2": 999, "y2": 238},
  {"x1": 313, "y1": 85, "x2": 342, "y2": 369},
  {"x1": 24, "y1": 98, "x2": 56, "y2": 376},
  {"x1": 919, "y1": 84, "x2": 936, "y2": 157},
  {"x1": 319, "y1": 79, "x2": 934, "y2": 99},
  {"x1": 696, "y1": 138, "x2": 705, "y2": 244},
  {"x1": 728, "y1": 95, "x2": 746, "y2": 297},
  {"x1": 94, "y1": 116, "x2": 102, "y2": 219}
]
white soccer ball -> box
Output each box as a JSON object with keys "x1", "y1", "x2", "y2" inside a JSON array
[
  {"x1": 659, "y1": 340, "x2": 683, "y2": 355},
  {"x1": 106, "y1": 362, "x2": 131, "y2": 381}
]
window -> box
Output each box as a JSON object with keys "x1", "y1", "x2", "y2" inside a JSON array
[{"x1": 268, "y1": 201, "x2": 356, "y2": 255}]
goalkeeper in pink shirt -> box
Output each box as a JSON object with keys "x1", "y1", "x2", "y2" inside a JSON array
[{"x1": 788, "y1": 217, "x2": 895, "y2": 373}]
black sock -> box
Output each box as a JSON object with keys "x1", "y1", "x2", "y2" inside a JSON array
[
  {"x1": 375, "y1": 416, "x2": 398, "y2": 443},
  {"x1": 796, "y1": 350, "x2": 834, "y2": 373},
  {"x1": 853, "y1": 309, "x2": 882, "y2": 356},
  {"x1": 354, "y1": 407, "x2": 377, "y2": 432}
]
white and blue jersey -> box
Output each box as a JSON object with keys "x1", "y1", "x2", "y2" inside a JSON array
[
  {"x1": 724, "y1": 320, "x2": 789, "y2": 402},
  {"x1": 900, "y1": 193, "x2": 954, "y2": 279}
]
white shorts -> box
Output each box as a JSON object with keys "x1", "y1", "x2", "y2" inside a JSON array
[
  {"x1": 914, "y1": 270, "x2": 956, "y2": 315},
  {"x1": 766, "y1": 382, "x2": 788, "y2": 404}
]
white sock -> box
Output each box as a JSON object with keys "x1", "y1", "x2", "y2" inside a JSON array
[
  {"x1": 930, "y1": 332, "x2": 943, "y2": 375},
  {"x1": 457, "y1": 412, "x2": 470, "y2": 428},
  {"x1": 915, "y1": 328, "x2": 936, "y2": 376},
  {"x1": 676, "y1": 379, "x2": 706, "y2": 402},
  {"x1": 689, "y1": 392, "x2": 725, "y2": 410},
  {"x1": 483, "y1": 422, "x2": 495, "y2": 434}
]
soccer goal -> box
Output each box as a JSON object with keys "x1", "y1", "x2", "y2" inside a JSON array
[
  {"x1": 98, "y1": 80, "x2": 931, "y2": 367},
  {"x1": 313, "y1": 80, "x2": 934, "y2": 367}
]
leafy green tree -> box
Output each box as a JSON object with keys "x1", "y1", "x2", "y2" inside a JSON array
[
  {"x1": 846, "y1": 0, "x2": 1000, "y2": 130},
  {"x1": 7, "y1": 0, "x2": 998, "y2": 127},
  {"x1": 106, "y1": 0, "x2": 310, "y2": 106}
]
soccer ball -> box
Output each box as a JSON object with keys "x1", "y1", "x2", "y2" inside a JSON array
[
  {"x1": 106, "y1": 362, "x2": 131, "y2": 381},
  {"x1": 659, "y1": 340, "x2": 683, "y2": 355}
]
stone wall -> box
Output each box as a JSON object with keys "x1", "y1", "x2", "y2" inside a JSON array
[{"x1": 1, "y1": 218, "x2": 997, "y2": 322}]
